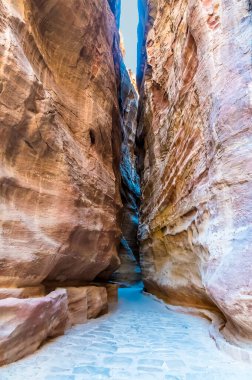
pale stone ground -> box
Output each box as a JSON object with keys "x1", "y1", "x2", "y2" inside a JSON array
[{"x1": 1, "y1": 286, "x2": 252, "y2": 380}]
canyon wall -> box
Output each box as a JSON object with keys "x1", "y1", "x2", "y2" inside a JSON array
[
  {"x1": 0, "y1": 0, "x2": 138, "y2": 364},
  {"x1": 137, "y1": 0, "x2": 252, "y2": 341},
  {"x1": 0, "y1": 0, "x2": 123, "y2": 286}
]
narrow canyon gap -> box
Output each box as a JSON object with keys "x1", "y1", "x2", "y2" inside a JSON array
[
  {"x1": 120, "y1": 0, "x2": 138, "y2": 72},
  {"x1": 110, "y1": 0, "x2": 142, "y2": 285},
  {"x1": 0, "y1": 0, "x2": 251, "y2": 370}
]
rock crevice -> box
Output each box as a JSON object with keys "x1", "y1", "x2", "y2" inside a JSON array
[{"x1": 0, "y1": 0, "x2": 252, "y2": 367}]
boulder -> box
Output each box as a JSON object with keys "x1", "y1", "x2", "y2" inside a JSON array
[{"x1": 0, "y1": 289, "x2": 69, "y2": 365}]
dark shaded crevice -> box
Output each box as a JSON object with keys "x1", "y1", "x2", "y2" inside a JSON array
[
  {"x1": 108, "y1": 0, "x2": 157, "y2": 285},
  {"x1": 108, "y1": 7, "x2": 142, "y2": 285},
  {"x1": 89, "y1": 129, "x2": 96, "y2": 145}
]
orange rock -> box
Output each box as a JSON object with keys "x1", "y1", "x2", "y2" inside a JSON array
[{"x1": 62, "y1": 285, "x2": 110, "y2": 324}]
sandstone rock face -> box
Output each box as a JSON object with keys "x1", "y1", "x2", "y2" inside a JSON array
[
  {"x1": 64, "y1": 287, "x2": 88, "y2": 325},
  {"x1": 0, "y1": 286, "x2": 45, "y2": 299},
  {"x1": 0, "y1": 289, "x2": 68, "y2": 365},
  {"x1": 108, "y1": 0, "x2": 121, "y2": 28},
  {"x1": 0, "y1": 0, "x2": 136, "y2": 365},
  {"x1": 119, "y1": 69, "x2": 140, "y2": 264},
  {"x1": 63, "y1": 285, "x2": 110, "y2": 325},
  {"x1": 104, "y1": 283, "x2": 119, "y2": 304},
  {"x1": 0, "y1": 0, "x2": 122, "y2": 287},
  {"x1": 86, "y1": 286, "x2": 108, "y2": 319},
  {"x1": 137, "y1": 0, "x2": 157, "y2": 89},
  {"x1": 137, "y1": 0, "x2": 252, "y2": 341},
  {"x1": 112, "y1": 68, "x2": 141, "y2": 285}
]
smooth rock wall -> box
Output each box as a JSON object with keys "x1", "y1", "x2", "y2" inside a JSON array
[
  {"x1": 137, "y1": 0, "x2": 252, "y2": 341},
  {"x1": 0, "y1": 0, "x2": 122, "y2": 286},
  {"x1": 0, "y1": 0, "x2": 126, "y2": 365}
]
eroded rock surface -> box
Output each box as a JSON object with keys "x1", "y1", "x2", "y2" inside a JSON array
[
  {"x1": 86, "y1": 286, "x2": 108, "y2": 319},
  {"x1": 0, "y1": 284, "x2": 116, "y2": 365},
  {"x1": 62, "y1": 285, "x2": 110, "y2": 325},
  {"x1": 64, "y1": 287, "x2": 89, "y2": 325},
  {"x1": 0, "y1": 0, "x2": 131, "y2": 365},
  {"x1": 0, "y1": 0, "x2": 122, "y2": 287},
  {"x1": 0, "y1": 289, "x2": 69, "y2": 366},
  {"x1": 137, "y1": 0, "x2": 252, "y2": 341},
  {"x1": 0, "y1": 286, "x2": 45, "y2": 299}
]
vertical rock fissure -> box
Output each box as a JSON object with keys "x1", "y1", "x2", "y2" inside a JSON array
[
  {"x1": 107, "y1": 0, "x2": 142, "y2": 286},
  {"x1": 109, "y1": 0, "x2": 158, "y2": 287}
]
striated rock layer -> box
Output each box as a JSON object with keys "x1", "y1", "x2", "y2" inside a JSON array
[
  {"x1": 0, "y1": 0, "x2": 123, "y2": 286},
  {"x1": 62, "y1": 286, "x2": 108, "y2": 325},
  {"x1": 137, "y1": 0, "x2": 252, "y2": 341},
  {"x1": 0, "y1": 0, "x2": 134, "y2": 365}
]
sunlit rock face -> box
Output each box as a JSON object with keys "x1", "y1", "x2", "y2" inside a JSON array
[
  {"x1": 0, "y1": 0, "x2": 123, "y2": 286},
  {"x1": 137, "y1": 0, "x2": 252, "y2": 340}
]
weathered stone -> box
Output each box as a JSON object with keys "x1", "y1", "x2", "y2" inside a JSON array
[
  {"x1": 105, "y1": 283, "x2": 119, "y2": 304},
  {"x1": 107, "y1": 0, "x2": 121, "y2": 28},
  {"x1": 86, "y1": 286, "x2": 108, "y2": 319},
  {"x1": 0, "y1": 289, "x2": 68, "y2": 365},
  {"x1": 0, "y1": 286, "x2": 45, "y2": 299},
  {"x1": 0, "y1": 0, "x2": 122, "y2": 288},
  {"x1": 63, "y1": 287, "x2": 88, "y2": 325},
  {"x1": 111, "y1": 239, "x2": 142, "y2": 286},
  {"x1": 137, "y1": 0, "x2": 252, "y2": 341},
  {"x1": 57, "y1": 285, "x2": 112, "y2": 324}
]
